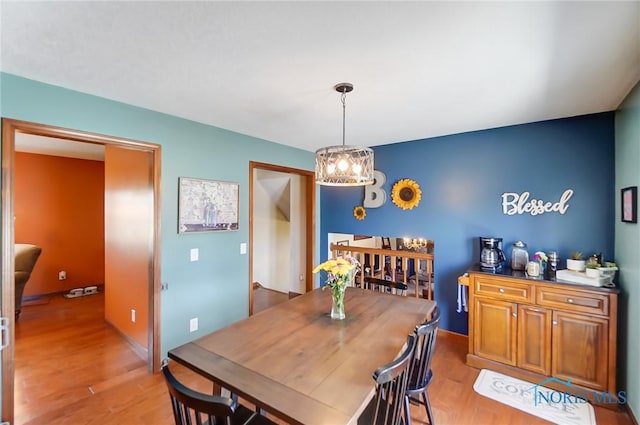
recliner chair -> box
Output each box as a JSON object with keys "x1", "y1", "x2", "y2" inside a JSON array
[{"x1": 15, "y1": 244, "x2": 42, "y2": 320}]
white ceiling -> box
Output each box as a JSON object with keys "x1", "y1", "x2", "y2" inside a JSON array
[
  {"x1": 15, "y1": 134, "x2": 105, "y2": 161},
  {"x1": 2, "y1": 1, "x2": 639, "y2": 154}
]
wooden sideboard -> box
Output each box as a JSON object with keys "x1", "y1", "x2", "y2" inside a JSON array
[{"x1": 465, "y1": 265, "x2": 620, "y2": 407}]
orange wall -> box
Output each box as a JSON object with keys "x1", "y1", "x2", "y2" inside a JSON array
[{"x1": 15, "y1": 152, "x2": 105, "y2": 296}]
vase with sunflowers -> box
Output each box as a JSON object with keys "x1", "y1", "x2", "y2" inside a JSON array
[{"x1": 313, "y1": 257, "x2": 360, "y2": 320}]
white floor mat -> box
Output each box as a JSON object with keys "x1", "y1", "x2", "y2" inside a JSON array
[{"x1": 473, "y1": 369, "x2": 596, "y2": 425}]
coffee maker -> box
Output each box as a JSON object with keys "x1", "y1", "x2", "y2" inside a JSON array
[{"x1": 479, "y1": 237, "x2": 506, "y2": 270}]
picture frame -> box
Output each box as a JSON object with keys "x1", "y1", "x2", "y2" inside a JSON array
[
  {"x1": 621, "y1": 186, "x2": 637, "y2": 223},
  {"x1": 178, "y1": 177, "x2": 239, "y2": 233},
  {"x1": 336, "y1": 240, "x2": 349, "y2": 257}
]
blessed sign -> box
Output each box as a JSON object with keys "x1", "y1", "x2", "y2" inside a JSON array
[{"x1": 502, "y1": 189, "x2": 574, "y2": 216}]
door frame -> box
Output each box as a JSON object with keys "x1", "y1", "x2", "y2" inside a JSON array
[
  {"x1": 1, "y1": 118, "x2": 162, "y2": 422},
  {"x1": 248, "y1": 161, "x2": 315, "y2": 315}
]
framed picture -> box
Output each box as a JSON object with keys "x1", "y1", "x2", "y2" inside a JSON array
[
  {"x1": 621, "y1": 186, "x2": 637, "y2": 223},
  {"x1": 178, "y1": 177, "x2": 239, "y2": 233},
  {"x1": 353, "y1": 234, "x2": 372, "y2": 241},
  {"x1": 381, "y1": 237, "x2": 391, "y2": 249},
  {"x1": 336, "y1": 240, "x2": 349, "y2": 256}
]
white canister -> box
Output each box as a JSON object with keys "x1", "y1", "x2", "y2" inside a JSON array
[{"x1": 527, "y1": 261, "x2": 540, "y2": 277}]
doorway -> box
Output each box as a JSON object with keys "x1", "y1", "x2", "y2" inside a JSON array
[
  {"x1": 248, "y1": 161, "x2": 315, "y2": 315},
  {"x1": 1, "y1": 119, "x2": 161, "y2": 423}
]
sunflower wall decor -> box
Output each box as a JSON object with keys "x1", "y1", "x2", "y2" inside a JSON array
[
  {"x1": 391, "y1": 179, "x2": 422, "y2": 210},
  {"x1": 353, "y1": 206, "x2": 366, "y2": 220}
]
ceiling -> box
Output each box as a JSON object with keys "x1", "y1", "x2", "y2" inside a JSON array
[{"x1": 2, "y1": 1, "x2": 639, "y2": 154}]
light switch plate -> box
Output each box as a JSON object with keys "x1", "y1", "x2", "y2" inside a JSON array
[
  {"x1": 190, "y1": 248, "x2": 199, "y2": 262},
  {"x1": 240, "y1": 243, "x2": 247, "y2": 255}
]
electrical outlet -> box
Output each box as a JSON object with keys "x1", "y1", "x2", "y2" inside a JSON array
[
  {"x1": 131, "y1": 309, "x2": 136, "y2": 323},
  {"x1": 190, "y1": 317, "x2": 198, "y2": 333},
  {"x1": 58, "y1": 271, "x2": 66, "y2": 281}
]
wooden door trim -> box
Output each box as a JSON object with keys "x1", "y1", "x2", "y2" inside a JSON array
[
  {"x1": 248, "y1": 161, "x2": 315, "y2": 316},
  {"x1": 1, "y1": 118, "x2": 162, "y2": 423}
]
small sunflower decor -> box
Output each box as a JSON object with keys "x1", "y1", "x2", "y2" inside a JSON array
[
  {"x1": 353, "y1": 206, "x2": 366, "y2": 220},
  {"x1": 391, "y1": 179, "x2": 422, "y2": 210}
]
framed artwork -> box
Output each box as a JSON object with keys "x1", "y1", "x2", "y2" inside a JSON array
[
  {"x1": 353, "y1": 234, "x2": 372, "y2": 241},
  {"x1": 381, "y1": 237, "x2": 391, "y2": 249},
  {"x1": 621, "y1": 186, "x2": 637, "y2": 223},
  {"x1": 178, "y1": 177, "x2": 239, "y2": 233},
  {"x1": 336, "y1": 240, "x2": 349, "y2": 256}
]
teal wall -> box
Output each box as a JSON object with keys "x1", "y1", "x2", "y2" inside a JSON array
[
  {"x1": 0, "y1": 73, "x2": 316, "y2": 355},
  {"x1": 615, "y1": 80, "x2": 640, "y2": 418}
]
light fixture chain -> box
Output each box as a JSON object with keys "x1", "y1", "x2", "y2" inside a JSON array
[{"x1": 341, "y1": 91, "x2": 347, "y2": 147}]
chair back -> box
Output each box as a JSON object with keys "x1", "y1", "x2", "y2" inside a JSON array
[
  {"x1": 371, "y1": 334, "x2": 417, "y2": 425},
  {"x1": 162, "y1": 363, "x2": 235, "y2": 425},
  {"x1": 14, "y1": 244, "x2": 42, "y2": 318},
  {"x1": 409, "y1": 307, "x2": 440, "y2": 392},
  {"x1": 364, "y1": 276, "x2": 408, "y2": 296}
]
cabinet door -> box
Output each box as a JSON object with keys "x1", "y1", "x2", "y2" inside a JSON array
[
  {"x1": 552, "y1": 310, "x2": 608, "y2": 390},
  {"x1": 517, "y1": 305, "x2": 551, "y2": 375},
  {"x1": 473, "y1": 297, "x2": 517, "y2": 366}
]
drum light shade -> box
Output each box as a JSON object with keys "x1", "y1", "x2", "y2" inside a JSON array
[
  {"x1": 315, "y1": 145, "x2": 374, "y2": 186},
  {"x1": 315, "y1": 83, "x2": 375, "y2": 186}
]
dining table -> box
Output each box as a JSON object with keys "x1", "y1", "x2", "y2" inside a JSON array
[{"x1": 168, "y1": 286, "x2": 437, "y2": 425}]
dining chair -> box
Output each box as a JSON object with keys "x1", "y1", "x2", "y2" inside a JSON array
[
  {"x1": 403, "y1": 306, "x2": 441, "y2": 425},
  {"x1": 359, "y1": 334, "x2": 417, "y2": 425},
  {"x1": 162, "y1": 362, "x2": 277, "y2": 425},
  {"x1": 364, "y1": 276, "x2": 408, "y2": 296}
]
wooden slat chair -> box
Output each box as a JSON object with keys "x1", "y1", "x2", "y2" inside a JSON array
[
  {"x1": 162, "y1": 362, "x2": 276, "y2": 425},
  {"x1": 364, "y1": 276, "x2": 409, "y2": 296},
  {"x1": 359, "y1": 334, "x2": 417, "y2": 425},
  {"x1": 403, "y1": 307, "x2": 441, "y2": 425}
]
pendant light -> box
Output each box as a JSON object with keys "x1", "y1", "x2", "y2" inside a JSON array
[{"x1": 315, "y1": 83, "x2": 374, "y2": 186}]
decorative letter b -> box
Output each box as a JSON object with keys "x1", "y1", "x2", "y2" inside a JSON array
[{"x1": 363, "y1": 170, "x2": 387, "y2": 208}]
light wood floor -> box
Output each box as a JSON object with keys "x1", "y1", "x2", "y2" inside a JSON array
[{"x1": 14, "y1": 292, "x2": 633, "y2": 425}]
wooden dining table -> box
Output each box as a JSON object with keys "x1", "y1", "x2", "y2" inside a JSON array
[{"x1": 168, "y1": 287, "x2": 436, "y2": 425}]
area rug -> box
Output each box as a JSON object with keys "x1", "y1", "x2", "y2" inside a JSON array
[{"x1": 473, "y1": 369, "x2": 596, "y2": 425}]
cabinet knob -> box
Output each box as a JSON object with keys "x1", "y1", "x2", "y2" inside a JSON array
[
  {"x1": 567, "y1": 298, "x2": 574, "y2": 303},
  {"x1": 512, "y1": 313, "x2": 517, "y2": 318},
  {"x1": 553, "y1": 320, "x2": 558, "y2": 325},
  {"x1": 499, "y1": 288, "x2": 505, "y2": 293}
]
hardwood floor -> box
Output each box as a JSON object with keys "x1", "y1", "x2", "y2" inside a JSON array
[
  {"x1": 14, "y1": 292, "x2": 633, "y2": 425},
  {"x1": 252, "y1": 284, "x2": 290, "y2": 314}
]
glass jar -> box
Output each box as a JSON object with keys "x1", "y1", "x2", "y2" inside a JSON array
[
  {"x1": 527, "y1": 261, "x2": 540, "y2": 277},
  {"x1": 511, "y1": 241, "x2": 529, "y2": 271}
]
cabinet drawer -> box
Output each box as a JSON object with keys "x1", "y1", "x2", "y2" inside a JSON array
[
  {"x1": 536, "y1": 287, "x2": 609, "y2": 316},
  {"x1": 473, "y1": 277, "x2": 532, "y2": 303}
]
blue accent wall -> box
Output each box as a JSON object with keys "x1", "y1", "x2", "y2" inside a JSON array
[{"x1": 320, "y1": 113, "x2": 615, "y2": 334}]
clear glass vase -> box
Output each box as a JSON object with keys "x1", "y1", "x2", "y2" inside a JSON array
[{"x1": 331, "y1": 287, "x2": 346, "y2": 320}]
